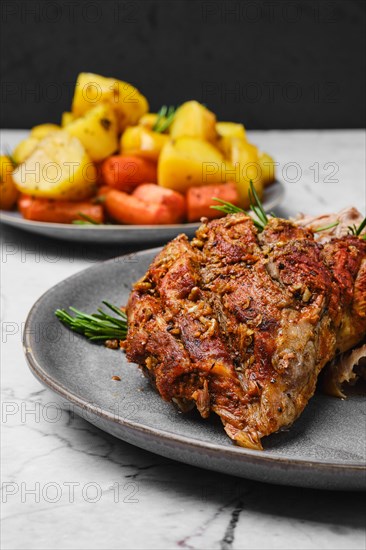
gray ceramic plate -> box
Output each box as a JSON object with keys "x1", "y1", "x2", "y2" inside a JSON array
[
  {"x1": 23, "y1": 248, "x2": 366, "y2": 491},
  {"x1": 1, "y1": 181, "x2": 284, "y2": 244}
]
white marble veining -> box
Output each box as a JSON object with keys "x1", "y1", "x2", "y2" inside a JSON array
[{"x1": 1, "y1": 130, "x2": 365, "y2": 550}]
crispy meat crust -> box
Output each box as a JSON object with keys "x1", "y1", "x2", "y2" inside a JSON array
[{"x1": 126, "y1": 214, "x2": 366, "y2": 450}]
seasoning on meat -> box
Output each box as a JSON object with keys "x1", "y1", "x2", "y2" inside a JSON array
[{"x1": 126, "y1": 212, "x2": 366, "y2": 450}]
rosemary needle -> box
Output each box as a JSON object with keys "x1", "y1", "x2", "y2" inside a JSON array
[
  {"x1": 314, "y1": 221, "x2": 339, "y2": 232},
  {"x1": 72, "y1": 213, "x2": 102, "y2": 225}
]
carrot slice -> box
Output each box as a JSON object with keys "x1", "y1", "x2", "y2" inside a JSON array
[
  {"x1": 187, "y1": 182, "x2": 240, "y2": 222},
  {"x1": 20, "y1": 197, "x2": 104, "y2": 224},
  {"x1": 101, "y1": 155, "x2": 157, "y2": 192},
  {"x1": 105, "y1": 186, "x2": 186, "y2": 225}
]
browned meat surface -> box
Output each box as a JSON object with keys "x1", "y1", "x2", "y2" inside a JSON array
[{"x1": 126, "y1": 213, "x2": 366, "y2": 450}]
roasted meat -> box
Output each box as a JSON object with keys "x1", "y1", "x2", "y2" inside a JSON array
[{"x1": 126, "y1": 213, "x2": 366, "y2": 450}]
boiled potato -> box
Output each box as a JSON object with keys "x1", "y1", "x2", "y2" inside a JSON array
[
  {"x1": 65, "y1": 104, "x2": 118, "y2": 162},
  {"x1": 170, "y1": 101, "x2": 217, "y2": 142},
  {"x1": 138, "y1": 113, "x2": 158, "y2": 129},
  {"x1": 12, "y1": 136, "x2": 40, "y2": 165},
  {"x1": 13, "y1": 125, "x2": 61, "y2": 165},
  {"x1": 120, "y1": 126, "x2": 169, "y2": 161},
  {"x1": 0, "y1": 156, "x2": 18, "y2": 210},
  {"x1": 12, "y1": 131, "x2": 97, "y2": 200},
  {"x1": 228, "y1": 138, "x2": 263, "y2": 207},
  {"x1": 216, "y1": 122, "x2": 246, "y2": 140},
  {"x1": 258, "y1": 151, "x2": 276, "y2": 187},
  {"x1": 30, "y1": 124, "x2": 60, "y2": 140},
  {"x1": 71, "y1": 72, "x2": 148, "y2": 132},
  {"x1": 158, "y1": 137, "x2": 224, "y2": 193},
  {"x1": 217, "y1": 122, "x2": 247, "y2": 157},
  {"x1": 61, "y1": 112, "x2": 74, "y2": 127}
]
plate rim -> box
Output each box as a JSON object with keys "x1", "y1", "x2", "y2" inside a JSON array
[{"x1": 23, "y1": 247, "x2": 366, "y2": 474}]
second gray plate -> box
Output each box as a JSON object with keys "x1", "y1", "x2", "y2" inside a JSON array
[{"x1": 23, "y1": 248, "x2": 366, "y2": 490}]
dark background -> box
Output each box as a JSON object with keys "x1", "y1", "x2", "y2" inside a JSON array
[{"x1": 1, "y1": 0, "x2": 365, "y2": 129}]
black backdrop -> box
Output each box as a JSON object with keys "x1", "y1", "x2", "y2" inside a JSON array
[{"x1": 1, "y1": 0, "x2": 365, "y2": 129}]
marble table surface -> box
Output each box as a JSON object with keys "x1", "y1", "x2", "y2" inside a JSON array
[{"x1": 1, "y1": 129, "x2": 365, "y2": 550}]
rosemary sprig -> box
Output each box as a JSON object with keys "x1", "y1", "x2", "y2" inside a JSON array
[
  {"x1": 153, "y1": 105, "x2": 177, "y2": 133},
  {"x1": 348, "y1": 217, "x2": 366, "y2": 236},
  {"x1": 357, "y1": 218, "x2": 366, "y2": 235},
  {"x1": 313, "y1": 221, "x2": 339, "y2": 233},
  {"x1": 210, "y1": 199, "x2": 245, "y2": 216},
  {"x1": 211, "y1": 181, "x2": 269, "y2": 231},
  {"x1": 248, "y1": 181, "x2": 268, "y2": 230},
  {"x1": 72, "y1": 212, "x2": 102, "y2": 225},
  {"x1": 355, "y1": 217, "x2": 366, "y2": 235},
  {"x1": 55, "y1": 302, "x2": 127, "y2": 341}
]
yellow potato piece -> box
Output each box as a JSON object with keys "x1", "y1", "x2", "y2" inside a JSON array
[
  {"x1": 12, "y1": 131, "x2": 97, "y2": 200},
  {"x1": 170, "y1": 101, "x2": 217, "y2": 142},
  {"x1": 30, "y1": 124, "x2": 60, "y2": 140},
  {"x1": 258, "y1": 151, "x2": 276, "y2": 187},
  {"x1": 158, "y1": 137, "x2": 224, "y2": 193},
  {"x1": 228, "y1": 138, "x2": 263, "y2": 207},
  {"x1": 65, "y1": 104, "x2": 118, "y2": 162},
  {"x1": 12, "y1": 136, "x2": 40, "y2": 165},
  {"x1": 216, "y1": 122, "x2": 246, "y2": 140},
  {"x1": 120, "y1": 126, "x2": 169, "y2": 161},
  {"x1": 13, "y1": 125, "x2": 61, "y2": 165},
  {"x1": 61, "y1": 111, "x2": 74, "y2": 127},
  {"x1": 216, "y1": 122, "x2": 247, "y2": 157},
  {"x1": 71, "y1": 72, "x2": 149, "y2": 132},
  {"x1": 138, "y1": 113, "x2": 158, "y2": 129},
  {"x1": 0, "y1": 156, "x2": 18, "y2": 210}
]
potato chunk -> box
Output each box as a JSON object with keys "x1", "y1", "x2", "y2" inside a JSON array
[
  {"x1": 258, "y1": 151, "x2": 276, "y2": 187},
  {"x1": 216, "y1": 122, "x2": 246, "y2": 140},
  {"x1": 138, "y1": 113, "x2": 159, "y2": 129},
  {"x1": 228, "y1": 138, "x2": 263, "y2": 207},
  {"x1": 170, "y1": 101, "x2": 217, "y2": 142},
  {"x1": 158, "y1": 137, "x2": 224, "y2": 193},
  {"x1": 30, "y1": 124, "x2": 60, "y2": 140},
  {"x1": 65, "y1": 104, "x2": 118, "y2": 162},
  {"x1": 12, "y1": 131, "x2": 97, "y2": 200},
  {"x1": 61, "y1": 112, "x2": 74, "y2": 127},
  {"x1": 71, "y1": 72, "x2": 148, "y2": 132},
  {"x1": 120, "y1": 126, "x2": 169, "y2": 161},
  {"x1": 12, "y1": 137, "x2": 40, "y2": 165}
]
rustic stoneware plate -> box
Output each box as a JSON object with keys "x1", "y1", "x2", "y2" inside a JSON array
[
  {"x1": 1, "y1": 181, "x2": 284, "y2": 244},
  {"x1": 23, "y1": 248, "x2": 366, "y2": 490}
]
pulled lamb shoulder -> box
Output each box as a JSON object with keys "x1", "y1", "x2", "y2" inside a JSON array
[{"x1": 126, "y1": 211, "x2": 366, "y2": 450}]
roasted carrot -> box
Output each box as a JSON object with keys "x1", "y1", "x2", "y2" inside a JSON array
[
  {"x1": 18, "y1": 195, "x2": 33, "y2": 217},
  {"x1": 20, "y1": 198, "x2": 104, "y2": 224},
  {"x1": 186, "y1": 182, "x2": 240, "y2": 222},
  {"x1": 133, "y1": 184, "x2": 186, "y2": 219},
  {"x1": 105, "y1": 185, "x2": 186, "y2": 225},
  {"x1": 101, "y1": 155, "x2": 157, "y2": 192}
]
